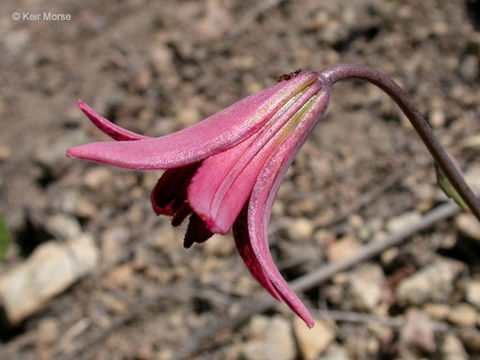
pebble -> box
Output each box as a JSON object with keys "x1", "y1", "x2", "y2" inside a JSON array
[
  {"x1": 36, "y1": 317, "x2": 60, "y2": 345},
  {"x1": 326, "y1": 236, "x2": 362, "y2": 262},
  {"x1": 132, "y1": 67, "x2": 152, "y2": 92},
  {"x1": 286, "y1": 218, "x2": 315, "y2": 241},
  {"x1": 460, "y1": 135, "x2": 480, "y2": 150},
  {"x1": 151, "y1": 226, "x2": 182, "y2": 254},
  {"x1": 176, "y1": 105, "x2": 200, "y2": 128},
  {"x1": 456, "y1": 213, "x2": 480, "y2": 241},
  {"x1": 84, "y1": 167, "x2": 112, "y2": 190},
  {"x1": 4, "y1": 30, "x2": 30, "y2": 55},
  {"x1": 464, "y1": 165, "x2": 480, "y2": 191},
  {"x1": 465, "y1": 280, "x2": 480, "y2": 309},
  {"x1": 441, "y1": 334, "x2": 468, "y2": 360},
  {"x1": 430, "y1": 108, "x2": 446, "y2": 128},
  {"x1": 387, "y1": 211, "x2": 421, "y2": 233},
  {"x1": 103, "y1": 264, "x2": 134, "y2": 291},
  {"x1": 150, "y1": 45, "x2": 173, "y2": 72},
  {"x1": 399, "y1": 310, "x2": 436, "y2": 354},
  {"x1": 381, "y1": 247, "x2": 399, "y2": 267},
  {"x1": 242, "y1": 316, "x2": 296, "y2": 360},
  {"x1": 195, "y1": 0, "x2": 232, "y2": 39},
  {"x1": 447, "y1": 303, "x2": 478, "y2": 327},
  {"x1": 101, "y1": 227, "x2": 129, "y2": 265},
  {"x1": 461, "y1": 330, "x2": 480, "y2": 351},
  {"x1": 0, "y1": 235, "x2": 99, "y2": 325},
  {"x1": 344, "y1": 264, "x2": 384, "y2": 312},
  {"x1": 423, "y1": 303, "x2": 450, "y2": 321},
  {"x1": 313, "y1": 229, "x2": 336, "y2": 246},
  {"x1": 396, "y1": 260, "x2": 464, "y2": 306},
  {"x1": 459, "y1": 55, "x2": 479, "y2": 81},
  {"x1": 294, "y1": 318, "x2": 335, "y2": 360},
  {"x1": 46, "y1": 214, "x2": 82, "y2": 240},
  {"x1": 0, "y1": 145, "x2": 11, "y2": 161},
  {"x1": 317, "y1": 347, "x2": 350, "y2": 360},
  {"x1": 74, "y1": 197, "x2": 98, "y2": 219},
  {"x1": 203, "y1": 234, "x2": 234, "y2": 257}
]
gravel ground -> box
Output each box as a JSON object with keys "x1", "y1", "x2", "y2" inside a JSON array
[{"x1": 0, "y1": 1, "x2": 480, "y2": 359}]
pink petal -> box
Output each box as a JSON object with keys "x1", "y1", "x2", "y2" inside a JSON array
[
  {"x1": 241, "y1": 87, "x2": 331, "y2": 328},
  {"x1": 78, "y1": 101, "x2": 150, "y2": 141},
  {"x1": 67, "y1": 72, "x2": 319, "y2": 170},
  {"x1": 233, "y1": 205, "x2": 282, "y2": 301},
  {"x1": 188, "y1": 81, "x2": 323, "y2": 234}
]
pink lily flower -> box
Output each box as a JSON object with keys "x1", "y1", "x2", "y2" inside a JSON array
[
  {"x1": 67, "y1": 71, "x2": 329, "y2": 328},
  {"x1": 67, "y1": 63, "x2": 480, "y2": 331}
]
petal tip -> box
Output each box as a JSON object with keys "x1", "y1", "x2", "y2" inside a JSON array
[
  {"x1": 65, "y1": 147, "x2": 76, "y2": 158},
  {"x1": 305, "y1": 317, "x2": 315, "y2": 329}
]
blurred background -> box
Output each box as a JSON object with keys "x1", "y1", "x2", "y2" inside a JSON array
[{"x1": 1, "y1": 0, "x2": 480, "y2": 359}]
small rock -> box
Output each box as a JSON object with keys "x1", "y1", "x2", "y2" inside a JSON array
[
  {"x1": 84, "y1": 167, "x2": 112, "y2": 190},
  {"x1": 368, "y1": 322, "x2": 393, "y2": 344},
  {"x1": 430, "y1": 108, "x2": 446, "y2": 128},
  {"x1": 396, "y1": 260, "x2": 464, "y2": 306},
  {"x1": 447, "y1": 303, "x2": 478, "y2": 327},
  {"x1": 326, "y1": 236, "x2": 362, "y2": 262},
  {"x1": 347, "y1": 214, "x2": 364, "y2": 230},
  {"x1": 101, "y1": 227, "x2": 129, "y2": 265},
  {"x1": 381, "y1": 247, "x2": 399, "y2": 266},
  {"x1": 441, "y1": 334, "x2": 468, "y2": 360},
  {"x1": 102, "y1": 293, "x2": 127, "y2": 315},
  {"x1": 465, "y1": 280, "x2": 480, "y2": 309},
  {"x1": 313, "y1": 229, "x2": 336, "y2": 246},
  {"x1": 317, "y1": 347, "x2": 350, "y2": 360},
  {"x1": 464, "y1": 165, "x2": 480, "y2": 191},
  {"x1": 151, "y1": 226, "x2": 182, "y2": 254},
  {"x1": 460, "y1": 135, "x2": 480, "y2": 150},
  {"x1": 0, "y1": 145, "x2": 11, "y2": 161},
  {"x1": 242, "y1": 316, "x2": 296, "y2": 360},
  {"x1": 46, "y1": 214, "x2": 82, "y2": 240},
  {"x1": 132, "y1": 67, "x2": 152, "y2": 92},
  {"x1": 387, "y1": 211, "x2": 421, "y2": 233},
  {"x1": 4, "y1": 30, "x2": 30, "y2": 55},
  {"x1": 176, "y1": 106, "x2": 200, "y2": 128},
  {"x1": 456, "y1": 213, "x2": 480, "y2": 241},
  {"x1": 294, "y1": 318, "x2": 335, "y2": 360},
  {"x1": 196, "y1": 0, "x2": 232, "y2": 39},
  {"x1": 344, "y1": 264, "x2": 384, "y2": 311},
  {"x1": 423, "y1": 303, "x2": 450, "y2": 320},
  {"x1": 286, "y1": 218, "x2": 315, "y2": 241},
  {"x1": 399, "y1": 310, "x2": 436, "y2": 354},
  {"x1": 0, "y1": 235, "x2": 99, "y2": 325},
  {"x1": 459, "y1": 55, "x2": 479, "y2": 81},
  {"x1": 36, "y1": 318, "x2": 60, "y2": 345},
  {"x1": 203, "y1": 234, "x2": 234, "y2": 257},
  {"x1": 73, "y1": 197, "x2": 98, "y2": 219},
  {"x1": 150, "y1": 45, "x2": 173, "y2": 72},
  {"x1": 325, "y1": 284, "x2": 344, "y2": 305},
  {"x1": 460, "y1": 330, "x2": 480, "y2": 351},
  {"x1": 103, "y1": 264, "x2": 134, "y2": 290}
]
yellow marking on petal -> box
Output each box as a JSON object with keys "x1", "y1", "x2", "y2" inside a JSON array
[
  {"x1": 274, "y1": 94, "x2": 317, "y2": 146},
  {"x1": 246, "y1": 79, "x2": 316, "y2": 126}
]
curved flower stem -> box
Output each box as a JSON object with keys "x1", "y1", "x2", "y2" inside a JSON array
[{"x1": 318, "y1": 64, "x2": 480, "y2": 222}]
